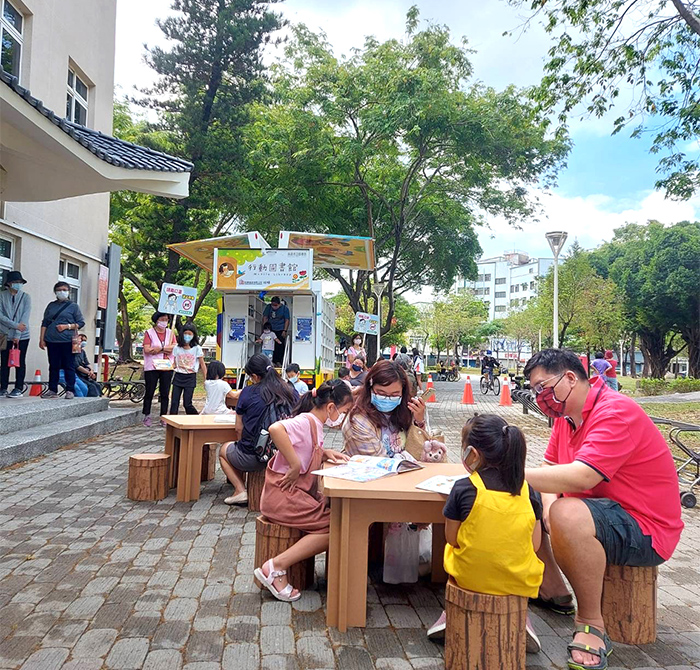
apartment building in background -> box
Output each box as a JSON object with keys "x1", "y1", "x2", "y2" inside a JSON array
[
  {"x1": 454, "y1": 251, "x2": 554, "y2": 321},
  {"x1": 0, "y1": 0, "x2": 191, "y2": 378}
]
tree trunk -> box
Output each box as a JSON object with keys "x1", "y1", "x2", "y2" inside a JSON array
[
  {"x1": 638, "y1": 329, "x2": 673, "y2": 378},
  {"x1": 630, "y1": 333, "x2": 636, "y2": 378},
  {"x1": 117, "y1": 281, "x2": 133, "y2": 362},
  {"x1": 681, "y1": 326, "x2": 700, "y2": 378}
]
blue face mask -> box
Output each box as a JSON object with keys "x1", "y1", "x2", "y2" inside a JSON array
[
  {"x1": 10, "y1": 283, "x2": 23, "y2": 292},
  {"x1": 371, "y1": 393, "x2": 402, "y2": 413},
  {"x1": 183, "y1": 334, "x2": 193, "y2": 344},
  {"x1": 288, "y1": 375, "x2": 298, "y2": 383}
]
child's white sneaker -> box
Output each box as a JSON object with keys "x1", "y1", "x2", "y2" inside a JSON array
[
  {"x1": 526, "y1": 615, "x2": 541, "y2": 653},
  {"x1": 427, "y1": 610, "x2": 446, "y2": 641}
]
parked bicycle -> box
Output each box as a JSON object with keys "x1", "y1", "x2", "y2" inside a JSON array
[{"x1": 101, "y1": 357, "x2": 146, "y2": 403}]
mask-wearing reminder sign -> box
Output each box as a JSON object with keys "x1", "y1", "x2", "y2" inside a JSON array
[
  {"x1": 353, "y1": 311, "x2": 379, "y2": 335},
  {"x1": 158, "y1": 282, "x2": 198, "y2": 317}
]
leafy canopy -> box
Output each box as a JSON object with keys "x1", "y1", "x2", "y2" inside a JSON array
[{"x1": 508, "y1": 0, "x2": 700, "y2": 197}]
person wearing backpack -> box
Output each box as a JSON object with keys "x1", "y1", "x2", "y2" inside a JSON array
[{"x1": 219, "y1": 353, "x2": 297, "y2": 506}]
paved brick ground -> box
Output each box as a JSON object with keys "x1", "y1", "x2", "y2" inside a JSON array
[{"x1": 1, "y1": 378, "x2": 699, "y2": 669}]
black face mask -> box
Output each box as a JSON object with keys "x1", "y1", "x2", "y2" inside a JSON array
[{"x1": 352, "y1": 364, "x2": 362, "y2": 372}]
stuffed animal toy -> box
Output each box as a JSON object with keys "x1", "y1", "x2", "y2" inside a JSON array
[{"x1": 421, "y1": 439, "x2": 447, "y2": 463}]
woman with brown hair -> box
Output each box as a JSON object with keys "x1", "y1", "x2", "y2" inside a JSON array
[{"x1": 342, "y1": 359, "x2": 426, "y2": 457}]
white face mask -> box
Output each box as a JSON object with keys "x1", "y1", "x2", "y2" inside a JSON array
[
  {"x1": 354, "y1": 340, "x2": 361, "y2": 346},
  {"x1": 156, "y1": 321, "x2": 168, "y2": 330},
  {"x1": 55, "y1": 290, "x2": 69, "y2": 301},
  {"x1": 325, "y1": 410, "x2": 346, "y2": 428}
]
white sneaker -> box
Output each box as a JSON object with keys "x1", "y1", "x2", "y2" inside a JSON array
[
  {"x1": 427, "y1": 610, "x2": 446, "y2": 641},
  {"x1": 224, "y1": 491, "x2": 248, "y2": 506},
  {"x1": 526, "y1": 615, "x2": 541, "y2": 653},
  {"x1": 64, "y1": 391, "x2": 75, "y2": 400}
]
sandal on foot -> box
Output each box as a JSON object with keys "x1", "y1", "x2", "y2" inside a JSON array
[
  {"x1": 529, "y1": 593, "x2": 576, "y2": 615},
  {"x1": 254, "y1": 559, "x2": 302, "y2": 602},
  {"x1": 566, "y1": 623, "x2": 613, "y2": 670}
]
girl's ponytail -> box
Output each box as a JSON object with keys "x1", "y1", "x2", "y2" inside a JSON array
[{"x1": 501, "y1": 424, "x2": 527, "y2": 496}]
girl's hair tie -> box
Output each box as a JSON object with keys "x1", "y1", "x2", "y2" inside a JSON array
[
  {"x1": 266, "y1": 365, "x2": 272, "y2": 371},
  {"x1": 312, "y1": 387, "x2": 317, "y2": 398},
  {"x1": 502, "y1": 424, "x2": 508, "y2": 435}
]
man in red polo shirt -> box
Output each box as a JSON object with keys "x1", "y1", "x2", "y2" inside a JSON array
[{"x1": 523, "y1": 349, "x2": 683, "y2": 670}]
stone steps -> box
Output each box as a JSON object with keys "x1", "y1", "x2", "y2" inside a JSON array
[
  {"x1": 0, "y1": 405, "x2": 140, "y2": 468},
  {"x1": 0, "y1": 396, "x2": 110, "y2": 435}
]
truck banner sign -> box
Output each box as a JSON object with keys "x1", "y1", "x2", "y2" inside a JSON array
[{"x1": 214, "y1": 249, "x2": 312, "y2": 291}]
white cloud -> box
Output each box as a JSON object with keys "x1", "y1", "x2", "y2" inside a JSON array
[{"x1": 478, "y1": 189, "x2": 700, "y2": 260}]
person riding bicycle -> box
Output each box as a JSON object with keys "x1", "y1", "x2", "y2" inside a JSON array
[{"x1": 481, "y1": 351, "x2": 499, "y2": 381}]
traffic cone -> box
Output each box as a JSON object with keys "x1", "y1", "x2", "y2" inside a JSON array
[
  {"x1": 426, "y1": 374, "x2": 434, "y2": 390},
  {"x1": 461, "y1": 376, "x2": 474, "y2": 405},
  {"x1": 30, "y1": 369, "x2": 42, "y2": 396},
  {"x1": 499, "y1": 375, "x2": 512, "y2": 406},
  {"x1": 424, "y1": 388, "x2": 436, "y2": 403}
]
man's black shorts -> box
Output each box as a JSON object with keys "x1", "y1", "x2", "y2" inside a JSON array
[{"x1": 582, "y1": 498, "x2": 664, "y2": 567}]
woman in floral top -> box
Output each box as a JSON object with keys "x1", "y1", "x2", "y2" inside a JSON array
[{"x1": 342, "y1": 360, "x2": 426, "y2": 457}]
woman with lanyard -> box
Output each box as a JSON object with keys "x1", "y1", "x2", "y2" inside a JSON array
[
  {"x1": 345, "y1": 334, "x2": 366, "y2": 368},
  {"x1": 142, "y1": 311, "x2": 176, "y2": 427}
]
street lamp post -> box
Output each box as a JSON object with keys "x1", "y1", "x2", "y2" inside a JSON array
[
  {"x1": 373, "y1": 281, "x2": 387, "y2": 361},
  {"x1": 545, "y1": 231, "x2": 568, "y2": 349}
]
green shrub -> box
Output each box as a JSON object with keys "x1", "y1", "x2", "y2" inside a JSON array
[
  {"x1": 638, "y1": 378, "x2": 669, "y2": 396},
  {"x1": 668, "y1": 378, "x2": 700, "y2": 394}
]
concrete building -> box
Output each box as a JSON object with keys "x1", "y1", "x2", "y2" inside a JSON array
[
  {"x1": 453, "y1": 251, "x2": 554, "y2": 321},
  {"x1": 0, "y1": 0, "x2": 191, "y2": 379}
]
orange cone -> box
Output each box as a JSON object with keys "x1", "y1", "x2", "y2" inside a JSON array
[
  {"x1": 461, "y1": 376, "x2": 474, "y2": 405},
  {"x1": 426, "y1": 374, "x2": 434, "y2": 390},
  {"x1": 30, "y1": 369, "x2": 42, "y2": 396},
  {"x1": 424, "y1": 388, "x2": 436, "y2": 403},
  {"x1": 499, "y1": 375, "x2": 512, "y2": 406}
]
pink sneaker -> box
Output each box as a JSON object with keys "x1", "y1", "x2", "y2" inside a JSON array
[
  {"x1": 143, "y1": 416, "x2": 152, "y2": 427},
  {"x1": 427, "y1": 610, "x2": 446, "y2": 641}
]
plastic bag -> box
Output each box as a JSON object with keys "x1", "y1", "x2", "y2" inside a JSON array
[{"x1": 383, "y1": 523, "x2": 420, "y2": 584}]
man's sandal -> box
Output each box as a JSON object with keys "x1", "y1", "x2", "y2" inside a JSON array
[
  {"x1": 254, "y1": 559, "x2": 302, "y2": 602},
  {"x1": 529, "y1": 593, "x2": 576, "y2": 615},
  {"x1": 566, "y1": 623, "x2": 613, "y2": 670}
]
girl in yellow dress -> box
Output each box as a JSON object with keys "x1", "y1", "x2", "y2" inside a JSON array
[{"x1": 428, "y1": 414, "x2": 544, "y2": 653}]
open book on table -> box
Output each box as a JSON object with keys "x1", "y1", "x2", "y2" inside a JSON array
[
  {"x1": 312, "y1": 452, "x2": 423, "y2": 483},
  {"x1": 415, "y1": 474, "x2": 469, "y2": 495}
]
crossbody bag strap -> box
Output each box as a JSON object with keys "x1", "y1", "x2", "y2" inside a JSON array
[
  {"x1": 47, "y1": 301, "x2": 71, "y2": 325},
  {"x1": 10, "y1": 293, "x2": 25, "y2": 322},
  {"x1": 306, "y1": 414, "x2": 319, "y2": 450}
]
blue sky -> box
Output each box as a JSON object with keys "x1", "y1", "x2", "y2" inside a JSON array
[{"x1": 115, "y1": 0, "x2": 700, "y2": 264}]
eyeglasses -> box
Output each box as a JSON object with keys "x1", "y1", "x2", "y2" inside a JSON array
[
  {"x1": 532, "y1": 373, "x2": 565, "y2": 395},
  {"x1": 373, "y1": 390, "x2": 402, "y2": 399}
]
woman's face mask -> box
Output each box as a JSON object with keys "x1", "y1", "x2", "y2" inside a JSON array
[
  {"x1": 183, "y1": 334, "x2": 193, "y2": 344},
  {"x1": 80, "y1": 341, "x2": 86, "y2": 349},
  {"x1": 55, "y1": 290, "x2": 69, "y2": 301},
  {"x1": 351, "y1": 364, "x2": 363, "y2": 372},
  {"x1": 156, "y1": 320, "x2": 168, "y2": 330},
  {"x1": 371, "y1": 392, "x2": 402, "y2": 413},
  {"x1": 354, "y1": 339, "x2": 361, "y2": 346},
  {"x1": 288, "y1": 375, "x2": 298, "y2": 383},
  {"x1": 10, "y1": 283, "x2": 23, "y2": 292}
]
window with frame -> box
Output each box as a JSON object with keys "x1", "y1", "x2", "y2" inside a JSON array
[
  {"x1": 58, "y1": 257, "x2": 81, "y2": 303},
  {"x1": 484, "y1": 287, "x2": 490, "y2": 295},
  {"x1": 0, "y1": 234, "x2": 14, "y2": 288},
  {"x1": 484, "y1": 273, "x2": 492, "y2": 281},
  {"x1": 530, "y1": 281, "x2": 536, "y2": 290},
  {"x1": 67, "y1": 68, "x2": 89, "y2": 126},
  {"x1": 477, "y1": 273, "x2": 484, "y2": 282},
  {"x1": 495, "y1": 291, "x2": 506, "y2": 298},
  {"x1": 495, "y1": 277, "x2": 506, "y2": 285},
  {"x1": 1, "y1": 0, "x2": 22, "y2": 80},
  {"x1": 495, "y1": 305, "x2": 506, "y2": 313}
]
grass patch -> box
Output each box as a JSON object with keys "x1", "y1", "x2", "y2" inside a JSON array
[{"x1": 640, "y1": 403, "x2": 700, "y2": 458}]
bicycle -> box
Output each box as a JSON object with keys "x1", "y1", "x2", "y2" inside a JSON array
[
  {"x1": 446, "y1": 367, "x2": 460, "y2": 382},
  {"x1": 479, "y1": 370, "x2": 501, "y2": 396},
  {"x1": 101, "y1": 358, "x2": 146, "y2": 403}
]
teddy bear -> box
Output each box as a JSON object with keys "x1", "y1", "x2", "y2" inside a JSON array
[{"x1": 420, "y1": 439, "x2": 447, "y2": 463}]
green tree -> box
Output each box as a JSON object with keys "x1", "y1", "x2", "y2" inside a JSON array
[
  {"x1": 111, "y1": 0, "x2": 284, "y2": 313},
  {"x1": 238, "y1": 11, "x2": 569, "y2": 362},
  {"x1": 502, "y1": 304, "x2": 543, "y2": 365},
  {"x1": 509, "y1": 0, "x2": 700, "y2": 197},
  {"x1": 591, "y1": 222, "x2": 698, "y2": 377}
]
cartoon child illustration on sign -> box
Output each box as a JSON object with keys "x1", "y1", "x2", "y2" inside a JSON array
[
  {"x1": 166, "y1": 293, "x2": 178, "y2": 310},
  {"x1": 217, "y1": 259, "x2": 238, "y2": 289}
]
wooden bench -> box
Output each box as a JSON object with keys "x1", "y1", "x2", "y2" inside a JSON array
[
  {"x1": 602, "y1": 564, "x2": 657, "y2": 644},
  {"x1": 445, "y1": 578, "x2": 527, "y2": 670},
  {"x1": 247, "y1": 468, "x2": 266, "y2": 512},
  {"x1": 127, "y1": 454, "x2": 170, "y2": 501},
  {"x1": 254, "y1": 516, "x2": 315, "y2": 591},
  {"x1": 200, "y1": 443, "x2": 217, "y2": 482}
]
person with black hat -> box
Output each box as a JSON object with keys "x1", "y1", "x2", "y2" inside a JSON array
[
  {"x1": 0, "y1": 271, "x2": 31, "y2": 398},
  {"x1": 141, "y1": 311, "x2": 176, "y2": 427}
]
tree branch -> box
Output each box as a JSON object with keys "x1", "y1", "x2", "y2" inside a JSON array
[{"x1": 671, "y1": 0, "x2": 700, "y2": 37}]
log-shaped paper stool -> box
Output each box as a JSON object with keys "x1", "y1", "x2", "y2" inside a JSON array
[
  {"x1": 602, "y1": 564, "x2": 657, "y2": 644},
  {"x1": 200, "y1": 444, "x2": 217, "y2": 482},
  {"x1": 254, "y1": 516, "x2": 315, "y2": 591},
  {"x1": 247, "y1": 468, "x2": 266, "y2": 512},
  {"x1": 445, "y1": 577, "x2": 527, "y2": 670},
  {"x1": 127, "y1": 454, "x2": 170, "y2": 501}
]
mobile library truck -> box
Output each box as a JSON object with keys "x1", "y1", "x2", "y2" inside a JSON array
[{"x1": 168, "y1": 231, "x2": 375, "y2": 389}]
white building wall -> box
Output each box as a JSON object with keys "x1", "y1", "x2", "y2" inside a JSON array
[{"x1": 0, "y1": 0, "x2": 117, "y2": 378}]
